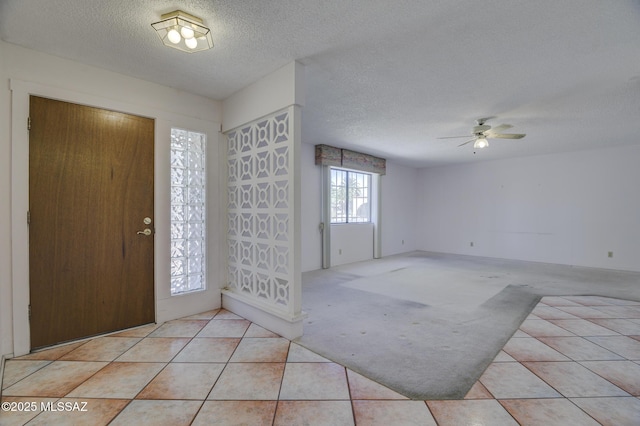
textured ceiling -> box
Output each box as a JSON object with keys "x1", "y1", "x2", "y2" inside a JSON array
[{"x1": 1, "y1": 0, "x2": 640, "y2": 167}]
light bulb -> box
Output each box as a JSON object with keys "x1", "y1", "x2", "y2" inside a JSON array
[
  {"x1": 167, "y1": 29, "x2": 181, "y2": 44},
  {"x1": 474, "y1": 137, "x2": 488, "y2": 149},
  {"x1": 185, "y1": 37, "x2": 198, "y2": 49},
  {"x1": 180, "y1": 26, "x2": 195, "y2": 39}
]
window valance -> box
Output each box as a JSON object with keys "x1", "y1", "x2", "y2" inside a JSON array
[{"x1": 315, "y1": 144, "x2": 386, "y2": 175}]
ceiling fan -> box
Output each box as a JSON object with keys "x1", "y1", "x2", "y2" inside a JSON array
[{"x1": 438, "y1": 117, "x2": 526, "y2": 149}]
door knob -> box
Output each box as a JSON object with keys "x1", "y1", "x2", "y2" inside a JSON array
[{"x1": 137, "y1": 228, "x2": 152, "y2": 236}]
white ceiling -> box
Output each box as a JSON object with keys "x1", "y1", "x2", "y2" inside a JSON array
[{"x1": 2, "y1": 0, "x2": 639, "y2": 168}]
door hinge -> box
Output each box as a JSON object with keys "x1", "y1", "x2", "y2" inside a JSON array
[
  {"x1": 28, "y1": 116, "x2": 31, "y2": 131},
  {"x1": 27, "y1": 210, "x2": 31, "y2": 226},
  {"x1": 28, "y1": 304, "x2": 32, "y2": 321}
]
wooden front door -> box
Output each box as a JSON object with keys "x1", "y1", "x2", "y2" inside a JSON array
[{"x1": 28, "y1": 96, "x2": 155, "y2": 349}]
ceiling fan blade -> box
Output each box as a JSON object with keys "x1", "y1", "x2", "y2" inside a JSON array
[
  {"x1": 457, "y1": 138, "x2": 476, "y2": 147},
  {"x1": 437, "y1": 135, "x2": 471, "y2": 139},
  {"x1": 486, "y1": 124, "x2": 512, "y2": 135},
  {"x1": 490, "y1": 133, "x2": 526, "y2": 139}
]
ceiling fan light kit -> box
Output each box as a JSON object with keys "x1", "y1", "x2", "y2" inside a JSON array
[
  {"x1": 438, "y1": 117, "x2": 526, "y2": 150},
  {"x1": 473, "y1": 137, "x2": 489, "y2": 149}
]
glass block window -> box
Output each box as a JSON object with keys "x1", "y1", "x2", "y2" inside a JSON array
[
  {"x1": 170, "y1": 128, "x2": 206, "y2": 295},
  {"x1": 330, "y1": 168, "x2": 371, "y2": 223}
]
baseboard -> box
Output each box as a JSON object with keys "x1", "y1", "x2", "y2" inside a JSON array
[
  {"x1": 222, "y1": 290, "x2": 306, "y2": 340},
  {"x1": 156, "y1": 289, "x2": 222, "y2": 324},
  {"x1": 0, "y1": 354, "x2": 6, "y2": 396}
]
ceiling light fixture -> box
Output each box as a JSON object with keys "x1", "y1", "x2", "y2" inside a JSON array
[
  {"x1": 152, "y1": 10, "x2": 213, "y2": 53},
  {"x1": 473, "y1": 136, "x2": 489, "y2": 149}
]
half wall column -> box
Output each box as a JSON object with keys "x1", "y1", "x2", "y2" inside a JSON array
[{"x1": 220, "y1": 62, "x2": 304, "y2": 339}]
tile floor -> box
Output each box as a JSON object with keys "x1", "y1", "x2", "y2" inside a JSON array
[{"x1": 1, "y1": 296, "x2": 639, "y2": 425}]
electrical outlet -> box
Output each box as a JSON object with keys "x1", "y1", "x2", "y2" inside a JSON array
[
  {"x1": 339, "y1": 249, "x2": 342, "y2": 255},
  {"x1": 402, "y1": 239, "x2": 405, "y2": 245},
  {"x1": 608, "y1": 251, "x2": 613, "y2": 258},
  {"x1": 470, "y1": 242, "x2": 474, "y2": 247}
]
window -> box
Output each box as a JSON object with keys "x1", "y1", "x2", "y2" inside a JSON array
[
  {"x1": 330, "y1": 168, "x2": 371, "y2": 223},
  {"x1": 170, "y1": 128, "x2": 206, "y2": 295}
]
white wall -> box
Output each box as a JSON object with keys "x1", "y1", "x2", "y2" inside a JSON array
[
  {"x1": 299, "y1": 155, "x2": 419, "y2": 271},
  {"x1": 331, "y1": 224, "x2": 375, "y2": 266},
  {"x1": 0, "y1": 41, "x2": 13, "y2": 358},
  {"x1": 416, "y1": 144, "x2": 640, "y2": 271},
  {"x1": 381, "y1": 161, "x2": 419, "y2": 256},
  {"x1": 1, "y1": 41, "x2": 224, "y2": 357},
  {"x1": 301, "y1": 143, "x2": 323, "y2": 272},
  {"x1": 222, "y1": 62, "x2": 305, "y2": 132}
]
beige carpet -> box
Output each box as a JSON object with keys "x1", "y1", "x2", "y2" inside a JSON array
[
  {"x1": 342, "y1": 265, "x2": 509, "y2": 310},
  {"x1": 296, "y1": 251, "x2": 640, "y2": 399}
]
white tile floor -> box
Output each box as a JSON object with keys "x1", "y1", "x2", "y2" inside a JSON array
[{"x1": 1, "y1": 296, "x2": 640, "y2": 425}]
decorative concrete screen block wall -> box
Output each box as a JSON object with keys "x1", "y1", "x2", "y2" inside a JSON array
[{"x1": 226, "y1": 106, "x2": 301, "y2": 324}]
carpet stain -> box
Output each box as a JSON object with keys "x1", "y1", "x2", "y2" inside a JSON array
[{"x1": 400, "y1": 300, "x2": 428, "y2": 309}]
